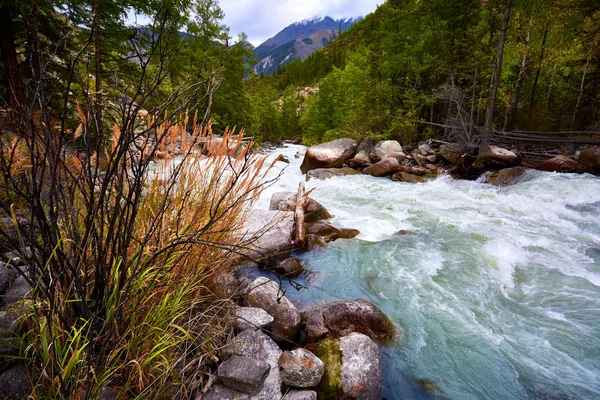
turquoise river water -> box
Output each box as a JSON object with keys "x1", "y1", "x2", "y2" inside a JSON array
[{"x1": 254, "y1": 145, "x2": 600, "y2": 400}]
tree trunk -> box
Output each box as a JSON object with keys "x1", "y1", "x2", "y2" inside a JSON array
[
  {"x1": 529, "y1": 27, "x2": 548, "y2": 111},
  {"x1": 571, "y1": 56, "x2": 591, "y2": 130},
  {"x1": 479, "y1": 0, "x2": 512, "y2": 154},
  {"x1": 0, "y1": 9, "x2": 25, "y2": 119},
  {"x1": 504, "y1": 23, "x2": 531, "y2": 131}
]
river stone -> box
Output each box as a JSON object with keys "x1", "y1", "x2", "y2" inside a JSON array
[
  {"x1": 306, "y1": 167, "x2": 358, "y2": 181},
  {"x1": 217, "y1": 355, "x2": 271, "y2": 394},
  {"x1": 300, "y1": 139, "x2": 358, "y2": 173},
  {"x1": 0, "y1": 276, "x2": 30, "y2": 307},
  {"x1": 214, "y1": 330, "x2": 283, "y2": 400},
  {"x1": 307, "y1": 222, "x2": 359, "y2": 242},
  {"x1": 579, "y1": 146, "x2": 600, "y2": 170},
  {"x1": 301, "y1": 299, "x2": 396, "y2": 343},
  {"x1": 356, "y1": 138, "x2": 377, "y2": 154},
  {"x1": 487, "y1": 145, "x2": 521, "y2": 166},
  {"x1": 414, "y1": 153, "x2": 428, "y2": 166},
  {"x1": 0, "y1": 364, "x2": 32, "y2": 400},
  {"x1": 438, "y1": 143, "x2": 466, "y2": 165},
  {"x1": 486, "y1": 166, "x2": 527, "y2": 186},
  {"x1": 362, "y1": 158, "x2": 400, "y2": 177},
  {"x1": 283, "y1": 390, "x2": 317, "y2": 400},
  {"x1": 279, "y1": 348, "x2": 324, "y2": 388},
  {"x1": 418, "y1": 143, "x2": 432, "y2": 155},
  {"x1": 536, "y1": 155, "x2": 589, "y2": 174},
  {"x1": 235, "y1": 306, "x2": 274, "y2": 332},
  {"x1": 369, "y1": 141, "x2": 403, "y2": 163},
  {"x1": 269, "y1": 192, "x2": 331, "y2": 223},
  {"x1": 0, "y1": 263, "x2": 18, "y2": 295},
  {"x1": 242, "y1": 210, "x2": 294, "y2": 261},
  {"x1": 348, "y1": 150, "x2": 372, "y2": 169},
  {"x1": 274, "y1": 257, "x2": 305, "y2": 278},
  {"x1": 339, "y1": 333, "x2": 382, "y2": 400},
  {"x1": 391, "y1": 172, "x2": 425, "y2": 183},
  {"x1": 426, "y1": 154, "x2": 437, "y2": 163},
  {"x1": 306, "y1": 234, "x2": 327, "y2": 251},
  {"x1": 245, "y1": 277, "x2": 300, "y2": 342}
]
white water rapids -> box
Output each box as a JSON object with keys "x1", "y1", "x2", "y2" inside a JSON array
[{"x1": 256, "y1": 144, "x2": 600, "y2": 400}]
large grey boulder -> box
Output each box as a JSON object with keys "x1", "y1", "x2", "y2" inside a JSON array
[
  {"x1": 0, "y1": 276, "x2": 30, "y2": 308},
  {"x1": 217, "y1": 355, "x2": 271, "y2": 394},
  {"x1": 0, "y1": 364, "x2": 32, "y2": 400},
  {"x1": 205, "y1": 330, "x2": 283, "y2": 400},
  {"x1": 234, "y1": 306, "x2": 274, "y2": 332},
  {"x1": 269, "y1": 193, "x2": 331, "y2": 223},
  {"x1": 487, "y1": 145, "x2": 521, "y2": 166},
  {"x1": 242, "y1": 210, "x2": 294, "y2": 261},
  {"x1": 301, "y1": 299, "x2": 396, "y2": 343},
  {"x1": 283, "y1": 390, "x2": 317, "y2": 400},
  {"x1": 362, "y1": 158, "x2": 400, "y2": 177},
  {"x1": 306, "y1": 167, "x2": 358, "y2": 181},
  {"x1": 245, "y1": 277, "x2": 300, "y2": 343},
  {"x1": 339, "y1": 333, "x2": 382, "y2": 400},
  {"x1": 300, "y1": 139, "x2": 358, "y2": 173},
  {"x1": 279, "y1": 348, "x2": 324, "y2": 388},
  {"x1": 369, "y1": 140, "x2": 403, "y2": 163}
]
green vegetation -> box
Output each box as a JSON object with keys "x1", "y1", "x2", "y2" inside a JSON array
[{"x1": 250, "y1": 0, "x2": 599, "y2": 146}]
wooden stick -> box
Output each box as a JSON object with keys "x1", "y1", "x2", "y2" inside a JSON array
[{"x1": 295, "y1": 182, "x2": 306, "y2": 249}]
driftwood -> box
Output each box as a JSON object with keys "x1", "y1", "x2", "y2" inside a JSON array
[{"x1": 294, "y1": 182, "x2": 306, "y2": 249}]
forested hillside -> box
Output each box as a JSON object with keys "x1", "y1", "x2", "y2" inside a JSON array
[{"x1": 249, "y1": 0, "x2": 600, "y2": 146}]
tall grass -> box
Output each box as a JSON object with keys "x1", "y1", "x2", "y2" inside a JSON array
[{"x1": 2, "y1": 110, "x2": 273, "y2": 398}]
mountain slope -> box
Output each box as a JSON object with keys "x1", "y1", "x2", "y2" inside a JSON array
[{"x1": 254, "y1": 16, "x2": 361, "y2": 76}]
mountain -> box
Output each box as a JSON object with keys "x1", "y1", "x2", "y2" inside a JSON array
[{"x1": 253, "y1": 16, "x2": 361, "y2": 76}]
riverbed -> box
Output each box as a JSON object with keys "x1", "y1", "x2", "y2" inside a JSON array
[{"x1": 257, "y1": 144, "x2": 600, "y2": 400}]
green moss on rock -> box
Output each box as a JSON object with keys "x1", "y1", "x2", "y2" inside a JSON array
[{"x1": 315, "y1": 338, "x2": 343, "y2": 399}]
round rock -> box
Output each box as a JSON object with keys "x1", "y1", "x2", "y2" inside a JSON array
[
  {"x1": 234, "y1": 306, "x2": 274, "y2": 332},
  {"x1": 279, "y1": 349, "x2": 324, "y2": 388}
]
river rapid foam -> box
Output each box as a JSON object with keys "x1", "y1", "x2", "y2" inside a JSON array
[{"x1": 257, "y1": 144, "x2": 600, "y2": 400}]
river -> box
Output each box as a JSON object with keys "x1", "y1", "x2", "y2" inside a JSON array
[{"x1": 255, "y1": 144, "x2": 600, "y2": 400}]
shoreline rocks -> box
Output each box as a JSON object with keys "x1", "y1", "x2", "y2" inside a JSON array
[{"x1": 300, "y1": 139, "x2": 358, "y2": 174}]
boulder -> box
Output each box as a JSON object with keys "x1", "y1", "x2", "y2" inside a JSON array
[
  {"x1": 275, "y1": 154, "x2": 290, "y2": 164},
  {"x1": 307, "y1": 222, "x2": 359, "y2": 242},
  {"x1": 348, "y1": 150, "x2": 372, "y2": 169},
  {"x1": 211, "y1": 330, "x2": 284, "y2": 400},
  {"x1": 391, "y1": 172, "x2": 425, "y2": 184},
  {"x1": 300, "y1": 139, "x2": 358, "y2": 174},
  {"x1": 410, "y1": 167, "x2": 428, "y2": 176},
  {"x1": 369, "y1": 141, "x2": 403, "y2": 163},
  {"x1": 438, "y1": 143, "x2": 466, "y2": 165},
  {"x1": 536, "y1": 155, "x2": 589, "y2": 174},
  {"x1": 245, "y1": 277, "x2": 300, "y2": 343},
  {"x1": 0, "y1": 263, "x2": 18, "y2": 295},
  {"x1": 418, "y1": 143, "x2": 433, "y2": 156},
  {"x1": 274, "y1": 258, "x2": 305, "y2": 278},
  {"x1": 217, "y1": 355, "x2": 271, "y2": 394},
  {"x1": 425, "y1": 164, "x2": 438, "y2": 171},
  {"x1": 279, "y1": 348, "x2": 324, "y2": 388},
  {"x1": 306, "y1": 167, "x2": 358, "y2": 181},
  {"x1": 0, "y1": 364, "x2": 31, "y2": 400},
  {"x1": 283, "y1": 390, "x2": 317, "y2": 400},
  {"x1": 339, "y1": 333, "x2": 382, "y2": 400},
  {"x1": 579, "y1": 147, "x2": 600, "y2": 170},
  {"x1": 356, "y1": 138, "x2": 377, "y2": 154},
  {"x1": 0, "y1": 276, "x2": 30, "y2": 307},
  {"x1": 306, "y1": 234, "x2": 327, "y2": 252},
  {"x1": 386, "y1": 151, "x2": 407, "y2": 163},
  {"x1": 426, "y1": 155, "x2": 437, "y2": 163},
  {"x1": 486, "y1": 166, "x2": 527, "y2": 186},
  {"x1": 269, "y1": 193, "x2": 331, "y2": 223},
  {"x1": 362, "y1": 158, "x2": 400, "y2": 177},
  {"x1": 487, "y1": 145, "x2": 521, "y2": 166},
  {"x1": 414, "y1": 153, "x2": 428, "y2": 166},
  {"x1": 242, "y1": 210, "x2": 294, "y2": 261},
  {"x1": 300, "y1": 299, "x2": 396, "y2": 343},
  {"x1": 234, "y1": 306, "x2": 274, "y2": 332}
]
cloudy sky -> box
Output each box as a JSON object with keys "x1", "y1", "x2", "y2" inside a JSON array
[{"x1": 219, "y1": 0, "x2": 382, "y2": 46}]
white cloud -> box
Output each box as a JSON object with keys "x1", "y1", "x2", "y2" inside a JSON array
[{"x1": 219, "y1": 0, "x2": 381, "y2": 46}]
